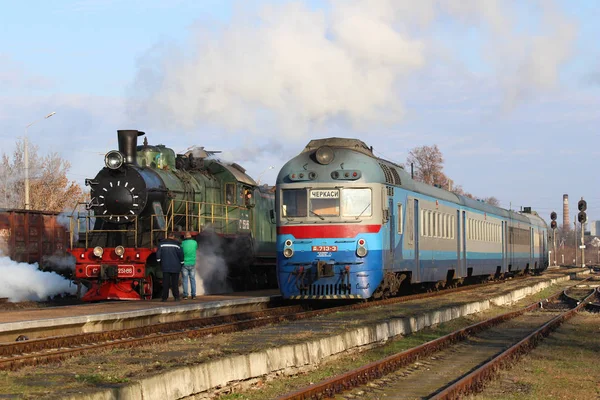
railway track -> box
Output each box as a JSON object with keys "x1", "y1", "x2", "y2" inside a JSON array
[
  {"x1": 276, "y1": 279, "x2": 597, "y2": 400},
  {"x1": 0, "y1": 274, "x2": 539, "y2": 371}
]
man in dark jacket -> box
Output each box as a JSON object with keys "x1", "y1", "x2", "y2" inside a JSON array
[{"x1": 156, "y1": 233, "x2": 184, "y2": 302}]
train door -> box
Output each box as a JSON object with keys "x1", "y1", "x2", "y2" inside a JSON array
[
  {"x1": 456, "y1": 210, "x2": 461, "y2": 277},
  {"x1": 501, "y1": 221, "x2": 506, "y2": 273},
  {"x1": 389, "y1": 198, "x2": 395, "y2": 263},
  {"x1": 507, "y1": 223, "x2": 513, "y2": 271},
  {"x1": 414, "y1": 199, "x2": 420, "y2": 282},
  {"x1": 530, "y1": 227, "x2": 534, "y2": 269},
  {"x1": 461, "y1": 211, "x2": 467, "y2": 277}
]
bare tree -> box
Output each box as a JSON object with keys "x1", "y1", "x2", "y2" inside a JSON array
[
  {"x1": 483, "y1": 196, "x2": 500, "y2": 207},
  {"x1": 406, "y1": 145, "x2": 502, "y2": 205},
  {"x1": 0, "y1": 139, "x2": 84, "y2": 212},
  {"x1": 406, "y1": 145, "x2": 446, "y2": 186}
]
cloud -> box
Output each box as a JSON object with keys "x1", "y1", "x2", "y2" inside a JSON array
[
  {"x1": 129, "y1": 1, "x2": 426, "y2": 138},
  {"x1": 128, "y1": 0, "x2": 577, "y2": 142}
]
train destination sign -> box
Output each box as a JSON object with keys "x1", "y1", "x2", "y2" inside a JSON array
[{"x1": 310, "y1": 189, "x2": 339, "y2": 199}]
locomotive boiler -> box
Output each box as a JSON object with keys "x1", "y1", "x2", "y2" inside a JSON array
[{"x1": 68, "y1": 130, "x2": 276, "y2": 301}]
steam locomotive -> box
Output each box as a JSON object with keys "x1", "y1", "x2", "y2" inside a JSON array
[
  {"x1": 68, "y1": 130, "x2": 276, "y2": 301},
  {"x1": 276, "y1": 138, "x2": 548, "y2": 300}
]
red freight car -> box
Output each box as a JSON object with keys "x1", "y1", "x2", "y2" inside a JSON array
[{"x1": 0, "y1": 209, "x2": 70, "y2": 268}]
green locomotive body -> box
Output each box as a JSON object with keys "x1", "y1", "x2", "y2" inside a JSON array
[{"x1": 68, "y1": 130, "x2": 276, "y2": 301}]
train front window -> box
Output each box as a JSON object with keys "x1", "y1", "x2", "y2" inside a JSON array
[
  {"x1": 309, "y1": 189, "x2": 340, "y2": 217},
  {"x1": 282, "y1": 189, "x2": 307, "y2": 217},
  {"x1": 342, "y1": 188, "x2": 372, "y2": 217}
]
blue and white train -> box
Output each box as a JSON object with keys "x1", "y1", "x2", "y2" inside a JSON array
[{"x1": 275, "y1": 138, "x2": 548, "y2": 300}]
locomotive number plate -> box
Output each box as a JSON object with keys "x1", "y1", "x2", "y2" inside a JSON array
[
  {"x1": 118, "y1": 266, "x2": 135, "y2": 276},
  {"x1": 312, "y1": 246, "x2": 338, "y2": 252}
]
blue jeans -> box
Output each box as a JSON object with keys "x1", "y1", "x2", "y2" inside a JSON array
[{"x1": 181, "y1": 264, "x2": 196, "y2": 297}]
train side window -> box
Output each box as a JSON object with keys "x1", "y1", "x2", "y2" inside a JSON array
[
  {"x1": 432, "y1": 211, "x2": 437, "y2": 238},
  {"x1": 451, "y1": 215, "x2": 455, "y2": 239},
  {"x1": 397, "y1": 203, "x2": 403, "y2": 234}
]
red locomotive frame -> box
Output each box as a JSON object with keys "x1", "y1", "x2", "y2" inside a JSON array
[{"x1": 69, "y1": 247, "x2": 155, "y2": 301}]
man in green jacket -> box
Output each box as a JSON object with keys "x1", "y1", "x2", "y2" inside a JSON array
[{"x1": 181, "y1": 232, "x2": 198, "y2": 299}]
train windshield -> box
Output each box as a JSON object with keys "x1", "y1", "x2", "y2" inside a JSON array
[
  {"x1": 309, "y1": 189, "x2": 340, "y2": 217},
  {"x1": 341, "y1": 188, "x2": 372, "y2": 217},
  {"x1": 281, "y1": 188, "x2": 372, "y2": 219},
  {"x1": 282, "y1": 189, "x2": 307, "y2": 217}
]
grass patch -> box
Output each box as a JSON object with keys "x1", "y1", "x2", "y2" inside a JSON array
[
  {"x1": 473, "y1": 312, "x2": 600, "y2": 400},
  {"x1": 75, "y1": 373, "x2": 129, "y2": 385}
]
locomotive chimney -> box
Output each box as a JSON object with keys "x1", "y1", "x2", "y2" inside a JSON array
[
  {"x1": 117, "y1": 130, "x2": 145, "y2": 165},
  {"x1": 563, "y1": 194, "x2": 570, "y2": 230}
]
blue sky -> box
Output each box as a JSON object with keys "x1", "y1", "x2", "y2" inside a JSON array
[{"x1": 1, "y1": 0, "x2": 599, "y2": 224}]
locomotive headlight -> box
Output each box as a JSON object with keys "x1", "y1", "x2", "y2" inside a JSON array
[
  {"x1": 104, "y1": 150, "x2": 124, "y2": 170},
  {"x1": 93, "y1": 246, "x2": 104, "y2": 257},
  {"x1": 115, "y1": 245, "x2": 125, "y2": 257},
  {"x1": 315, "y1": 146, "x2": 334, "y2": 165},
  {"x1": 283, "y1": 247, "x2": 294, "y2": 258}
]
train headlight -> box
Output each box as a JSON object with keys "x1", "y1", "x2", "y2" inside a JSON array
[
  {"x1": 93, "y1": 246, "x2": 104, "y2": 257},
  {"x1": 115, "y1": 246, "x2": 125, "y2": 257},
  {"x1": 315, "y1": 146, "x2": 334, "y2": 165},
  {"x1": 105, "y1": 150, "x2": 124, "y2": 170},
  {"x1": 283, "y1": 247, "x2": 294, "y2": 258},
  {"x1": 356, "y1": 238, "x2": 368, "y2": 257}
]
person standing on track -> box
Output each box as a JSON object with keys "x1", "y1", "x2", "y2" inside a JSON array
[
  {"x1": 156, "y1": 232, "x2": 184, "y2": 302},
  {"x1": 181, "y1": 232, "x2": 198, "y2": 300}
]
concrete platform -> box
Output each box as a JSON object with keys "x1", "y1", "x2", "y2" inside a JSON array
[
  {"x1": 0, "y1": 290, "x2": 280, "y2": 342},
  {"x1": 60, "y1": 268, "x2": 591, "y2": 400}
]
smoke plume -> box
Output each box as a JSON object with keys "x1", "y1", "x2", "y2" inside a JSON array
[
  {"x1": 129, "y1": 0, "x2": 576, "y2": 136},
  {"x1": 194, "y1": 232, "x2": 232, "y2": 295},
  {"x1": 0, "y1": 253, "x2": 77, "y2": 302}
]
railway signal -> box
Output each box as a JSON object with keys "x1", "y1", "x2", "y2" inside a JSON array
[
  {"x1": 577, "y1": 199, "x2": 587, "y2": 224},
  {"x1": 550, "y1": 211, "x2": 557, "y2": 266},
  {"x1": 550, "y1": 211, "x2": 557, "y2": 230}
]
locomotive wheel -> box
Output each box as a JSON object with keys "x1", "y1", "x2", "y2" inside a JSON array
[{"x1": 143, "y1": 274, "x2": 154, "y2": 300}]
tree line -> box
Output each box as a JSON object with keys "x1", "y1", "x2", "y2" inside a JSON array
[{"x1": 0, "y1": 139, "x2": 84, "y2": 212}]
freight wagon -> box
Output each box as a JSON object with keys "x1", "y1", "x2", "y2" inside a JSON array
[{"x1": 0, "y1": 209, "x2": 70, "y2": 269}]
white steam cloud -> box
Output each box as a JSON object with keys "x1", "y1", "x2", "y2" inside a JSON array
[
  {"x1": 130, "y1": 0, "x2": 576, "y2": 137},
  {"x1": 0, "y1": 255, "x2": 77, "y2": 302}
]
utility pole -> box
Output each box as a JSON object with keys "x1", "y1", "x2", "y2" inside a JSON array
[
  {"x1": 550, "y1": 211, "x2": 558, "y2": 266},
  {"x1": 574, "y1": 216, "x2": 577, "y2": 267},
  {"x1": 24, "y1": 111, "x2": 56, "y2": 210}
]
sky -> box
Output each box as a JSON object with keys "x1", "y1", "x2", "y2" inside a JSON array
[{"x1": 1, "y1": 0, "x2": 599, "y2": 224}]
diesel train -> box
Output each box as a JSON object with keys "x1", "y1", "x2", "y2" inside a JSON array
[
  {"x1": 68, "y1": 130, "x2": 276, "y2": 301},
  {"x1": 276, "y1": 138, "x2": 548, "y2": 300}
]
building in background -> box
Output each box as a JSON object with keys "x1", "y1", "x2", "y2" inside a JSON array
[{"x1": 588, "y1": 220, "x2": 600, "y2": 237}]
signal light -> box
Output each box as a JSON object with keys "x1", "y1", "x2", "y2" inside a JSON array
[
  {"x1": 577, "y1": 199, "x2": 587, "y2": 224},
  {"x1": 550, "y1": 211, "x2": 557, "y2": 230},
  {"x1": 550, "y1": 221, "x2": 557, "y2": 229}
]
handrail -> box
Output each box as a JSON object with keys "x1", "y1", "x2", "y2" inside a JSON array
[{"x1": 68, "y1": 198, "x2": 249, "y2": 249}]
